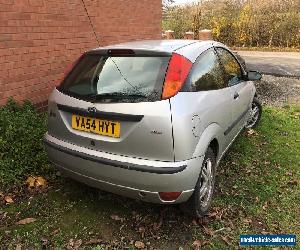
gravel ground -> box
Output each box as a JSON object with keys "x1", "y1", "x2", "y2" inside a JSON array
[{"x1": 255, "y1": 75, "x2": 300, "y2": 107}]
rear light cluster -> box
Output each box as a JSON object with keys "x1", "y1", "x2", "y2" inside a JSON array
[
  {"x1": 162, "y1": 53, "x2": 192, "y2": 99},
  {"x1": 56, "y1": 53, "x2": 85, "y2": 87},
  {"x1": 159, "y1": 191, "x2": 182, "y2": 201}
]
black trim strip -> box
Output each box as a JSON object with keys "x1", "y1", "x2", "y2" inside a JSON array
[
  {"x1": 224, "y1": 108, "x2": 249, "y2": 136},
  {"x1": 44, "y1": 139, "x2": 186, "y2": 174},
  {"x1": 57, "y1": 104, "x2": 144, "y2": 122}
]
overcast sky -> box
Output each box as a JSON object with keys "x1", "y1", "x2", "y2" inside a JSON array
[{"x1": 173, "y1": 0, "x2": 197, "y2": 5}]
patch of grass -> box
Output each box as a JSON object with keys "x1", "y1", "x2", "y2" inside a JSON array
[
  {"x1": 0, "y1": 105, "x2": 299, "y2": 249},
  {"x1": 212, "y1": 106, "x2": 300, "y2": 241},
  {"x1": 0, "y1": 98, "x2": 53, "y2": 190}
]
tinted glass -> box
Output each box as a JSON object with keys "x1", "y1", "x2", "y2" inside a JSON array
[
  {"x1": 182, "y1": 49, "x2": 226, "y2": 92},
  {"x1": 216, "y1": 48, "x2": 243, "y2": 86},
  {"x1": 59, "y1": 54, "x2": 170, "y2": 102}
]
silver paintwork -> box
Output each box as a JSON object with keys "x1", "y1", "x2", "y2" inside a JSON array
[
  {"x1": 44, "y1": 40, "x2": 256, "y2": 204},
  {"x1": 48, "y1": 89, "x2": 174, "y2": 161},
  {"x1": 92, "y1": 39, "x2": 197, "y2": 54},
  {"x1": 45, "y1": 133, "x2": 201, "y2": 203}
]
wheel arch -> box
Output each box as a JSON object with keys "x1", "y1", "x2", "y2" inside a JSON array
[
  {"x1": 208, "y1": 138, "x2": 219, "y2": 158},
  {"x1": 192, "y1": 123, "x2": 223, "y2": 159}
]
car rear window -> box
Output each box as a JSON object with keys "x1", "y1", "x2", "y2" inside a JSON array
[{"x1": 58, "y1": 54, "x2": 170, "y2": 102}]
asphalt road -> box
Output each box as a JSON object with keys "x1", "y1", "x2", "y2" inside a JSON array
[{"x1": 236, "y1": 51, "x2": 300, "y2": 77}]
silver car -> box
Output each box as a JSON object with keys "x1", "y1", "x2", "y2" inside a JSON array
[{"x1": 44, "y1": 40, "x2": 262, "y2": 217}]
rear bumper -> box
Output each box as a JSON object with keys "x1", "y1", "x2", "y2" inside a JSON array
[{"x1": 44, "y1": 133, "x2": 203, "y2": 204}]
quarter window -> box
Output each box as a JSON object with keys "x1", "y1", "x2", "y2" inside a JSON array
[
  {"x1": 182, "y1": 49, "x2": 226, "y2": 92},
  {"x1": 215, "y1": 48, "x2": 243, "y2": 86}
]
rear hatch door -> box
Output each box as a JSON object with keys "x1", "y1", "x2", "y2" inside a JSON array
[{"x1": 48, "y1": 50, "x2": 174, "y2": 161}]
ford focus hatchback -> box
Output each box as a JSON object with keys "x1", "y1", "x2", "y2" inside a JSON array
[{"x1": 44, "y1": 40, "x2": 262, "y2": 217}]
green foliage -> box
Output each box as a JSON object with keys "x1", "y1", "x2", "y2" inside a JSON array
[
  {"x1": 163, "y1": 0, "x2": 300, "y2": 48},
  {"x1": 0, "y1": 98, "x2": 51, "y2": 190}
]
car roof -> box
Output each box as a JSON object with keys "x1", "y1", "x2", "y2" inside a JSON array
[
  {"x1": 93, "y1": 40, "x2": 197, "y2": 52},
  {"x1": 90, "y1": 40, "x2": 227, "y2": 63}
]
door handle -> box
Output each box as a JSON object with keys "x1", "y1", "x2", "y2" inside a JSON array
[{"x1": 234, "y1": 92, "x2": 239, "y2": 99}]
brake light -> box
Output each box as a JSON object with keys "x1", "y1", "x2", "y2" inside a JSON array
[
  {"x1": 56, "y1": 53, "x2": 85, "y2": 87},
  {"x1": 107, "y1": 49, "x2": 135, "y2": 55},
  {"x1": 162, "y1": 53, "x2": 192, "y2": 99},
  {"x1": 159, "y1": 192, "x2": 182, "y2": 201}
]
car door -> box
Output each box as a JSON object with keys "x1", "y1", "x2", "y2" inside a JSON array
[
  {"x1": 170, "y1": 48, "x2": 233, "y2": 160},
  {"x1": 215, "y1": 47, "x2": 253, "y2": 138}
]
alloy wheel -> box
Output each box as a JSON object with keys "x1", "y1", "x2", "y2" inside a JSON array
[
  {"x1": 246, "y1": 102, "x2": 260, "y2": 129},
  {"x1": 199, "y1": 158, "x2": 214, "y2": 208}
]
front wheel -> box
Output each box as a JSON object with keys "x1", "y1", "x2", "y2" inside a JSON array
[
  {"x1": 245, "y1": 97, "x2": 262, "y2": 129},
  {"x1": 182, "y1": 147, "x2": 216, "y2": 218}
]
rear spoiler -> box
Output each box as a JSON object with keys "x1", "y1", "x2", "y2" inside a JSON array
[{"x1": 87, "y1": 48, "x2": 172, "y2": 57}]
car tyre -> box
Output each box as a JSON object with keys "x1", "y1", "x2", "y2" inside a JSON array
[
  {"x1": 182, "y1": 147, "x2": 216, "y2": 218},
  {"x1": 245, "y1": 97, "x2": 262, "y2": 129}
]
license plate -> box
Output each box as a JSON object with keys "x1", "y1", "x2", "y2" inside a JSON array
[{"x1": 71, "y1": 115, "x2": 121, "y2": 138}]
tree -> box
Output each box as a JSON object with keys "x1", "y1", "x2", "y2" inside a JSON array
[{"x1": 162, "y1": 0, "x2": 300, "y2": 48}]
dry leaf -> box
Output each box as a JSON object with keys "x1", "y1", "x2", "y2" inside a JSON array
[
  {"x1": 26, "y1": 176, "x2": 47, "y2": 189},
  {"x1": 198, "y1": 217, "x2": 209, "y2": 226},
  {"x1": 36, "y1": 176, "x2": 47, "y2": 187},
  {"x1": 41, "y1": 236, "x2": 48, "y2": 246},
  {"x1": 246, "y1": 129, "x2": 258, "y2": 136},
  {"x1": 67, "y1": 239, "x2": 82, "y2": 250},
  {"x1": 0, "y1": 212, "x2": 7, "y2": 220},
  {"x1": 86, "y1": 238, "x2": 103, "y2": 244},
  {"x1": 73, "y1": 239, "x2": 82, "y2": 249},
  {"x1": 134, "y1": 241, "x2": 145, "y2": 249},
  {"x1": 26, "y1": 176, "x2": 36, "y2": 188},
  {"x1": 243, "y1": 218, "x2": 252, "y2": 224},
  {"x1": 138, "y1": 226, "x2": 145, "y2": 238},
  {"x1": 192, "y1": 219, "x2": 198, "y2": 225},
  {"x1": 287, "y1": 180, "x2": 298, "y2": 186},
  {"x1": 51, "y1": 229, "x2": 60, "y2": 235},
  {"x1": 15, "y1": 244, "x2": 22, "y2": 250},
  {"x1": 192, "y1": 240, "x2": 201, "y2": 250},
  {"x1": 5, "y1": 196, "x2": 14, "y2": 204},
  {"x1": 16, "y1": 217, "x2": 36, "y2": 225},
  {"x1": 110, "y1": 214, "x2": 123, "y2": 221},
  {"x1": 202, "y1": 226, "x2": 214, "y2": 236},
  {"x1": 0, "y1": 192, "x2": 4, "y2": 198},
  {"x1": 208, "y1": 212, "x2": 217, "y2": 218},
  {"x1": 262, "y1": 202, "x2": 268, "y2": 210},
  {"x1": 227, "y1": 220, "x2": 235, "y2": 230},
  {"x1": 221, "y1": 235, "x2": 232, "y2": 245}
]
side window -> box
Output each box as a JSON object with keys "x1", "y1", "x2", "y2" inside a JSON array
[
  {"x1": 183, "y1": 49, "x2": 226, "y2": 92},
  {"x1": 215, "y1": 48, "x2": 243, "y2": 86}
]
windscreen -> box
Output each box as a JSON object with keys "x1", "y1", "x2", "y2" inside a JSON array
[{"x1": 58, "y1": 54, "x2": 170, "y2": 102}]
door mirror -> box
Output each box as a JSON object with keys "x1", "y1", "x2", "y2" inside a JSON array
[{"x1": 247, "y1": 70, "x2": 262, "y2": 81}]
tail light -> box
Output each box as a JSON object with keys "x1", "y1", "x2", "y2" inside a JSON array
[
  {"x1": 107, "y1": 49, "x2": 135, "y2": 55},
  {"x1": 159, "y1": 192, "x2": 182, "y2": 201},
  {"x1": 56, "y1": 53, "x2": 85, "y2": 87},
  {"x1": 162, "y1": 53, "x2": 192, "y2": 99}
]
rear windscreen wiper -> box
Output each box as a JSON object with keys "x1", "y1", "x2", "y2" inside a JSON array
[{"x1": 58, "y1": 90, "x2": 147, "y2": 102}]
